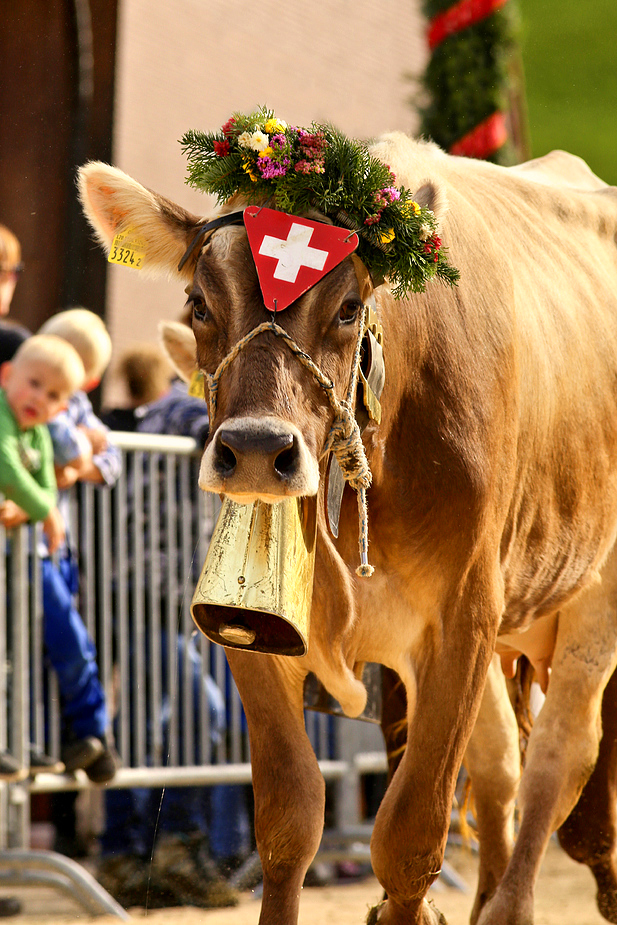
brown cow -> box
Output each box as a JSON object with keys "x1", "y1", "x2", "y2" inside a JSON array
[{"x1": 79, "y1": 133, "x2": 617, "y2": 925}]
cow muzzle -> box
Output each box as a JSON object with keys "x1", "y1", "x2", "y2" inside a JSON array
[{"x1": 199, "y1": 415, "x2": 320, "y2": 502}]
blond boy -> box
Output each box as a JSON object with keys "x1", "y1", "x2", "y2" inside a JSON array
[
  {"x1": 0, "y1": 335, "x2": 84, "y2": 551},
  {"x1": 39, "y1": 308, "x2": 117, "y2": 488},
  {"x1": 36, "y1": 308, "x2": 120, "y2": 783}
]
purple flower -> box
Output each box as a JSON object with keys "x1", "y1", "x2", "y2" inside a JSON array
[{"x1": 258, "y1": 157, "x2": 290, "y2": 179}]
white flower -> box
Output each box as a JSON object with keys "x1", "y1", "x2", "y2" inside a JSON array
[
  {"x1": 250, "y1": 131, "x2": 269, "y2": 152},
  {"x1": 237, "y1": 132, "x2": 253, "y2": 149},
  {"x1": 418, "y1": 223, "x2": 432, "y2": 241}
]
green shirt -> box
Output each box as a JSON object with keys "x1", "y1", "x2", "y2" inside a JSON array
[{"x1": 0, "y1": 388, "x2": 57, "y2": 522}]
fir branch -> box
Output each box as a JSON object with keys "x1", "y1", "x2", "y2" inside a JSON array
[{"x1": 178, "y1": 111, "x2": 460, "y2": 296}]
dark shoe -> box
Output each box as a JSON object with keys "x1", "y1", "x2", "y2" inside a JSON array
[
  {"x1": 0, "y1": 751, "x2": 28, "y2": 782},
  {"x1": 53, "y1": 830, "x2": 89, "y2": 859},
  {"x1": 0, "y1": 897, "x2": 21, "y2": 917},
  {"x1": 29, "y1": 748, "x2": 65, "y2": 775},
  {"x1": 98, "y1": 854, "x2": 151, "y2": 907},
  {"x1": 152, "y1": 834, "x2": 240, "y2": 908},
  {"x1": 85, "y1": 740, "x2": 120, "y2": 783},
  {"x1": 62, "y1": 736, "x2": 104, "y2": 772}
]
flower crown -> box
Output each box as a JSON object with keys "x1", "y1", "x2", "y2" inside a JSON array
[{"x1": 180, "y1": 108, "x2": 459, "y2": 297}]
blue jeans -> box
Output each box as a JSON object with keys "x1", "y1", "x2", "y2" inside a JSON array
[
  {"x1": 101, "y1": 782, "x2": 250, "y2": 861},
  {"x1": 101, "y1": 633, "x2": 250, "y2": 862},
  {"x1": 41, "y1": 553, "x2": 108, "y2": 740}
]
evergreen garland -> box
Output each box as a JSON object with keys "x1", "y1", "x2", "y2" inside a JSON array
[
  {"x1": 420, "y1": 0, "x2": 520, "y2": 164},
  {"x1": 181, "y1": 108, "x2": 459, "y2": 297}
]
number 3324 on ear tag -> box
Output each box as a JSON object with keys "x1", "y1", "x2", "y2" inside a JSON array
[{"x1": 108, "y1": 227, "x2": 146, "y2": 269}]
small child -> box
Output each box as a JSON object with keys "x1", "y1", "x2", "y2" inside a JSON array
[
  {"x1": 0, "y1": 334, "x2": 85, "y2": 780},
  {"x1": 0, "y1": 334, "x2": 84, "y2": 553},
  {"x1": 37, "y1": 308, "x2": 121, "y2": 784}
]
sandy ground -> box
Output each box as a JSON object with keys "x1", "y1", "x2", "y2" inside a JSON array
[{"x1": 0, "y1": 838, "x2": 609, "y2": 925}]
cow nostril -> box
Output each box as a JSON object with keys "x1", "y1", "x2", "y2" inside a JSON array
[
  {"x1": 274, "y1": 441, "x2": 299, "y2": 479},
  {"x1": 219, "y1": 444, "x2": 237, "y2": 473},
  {"x1": 215, "y1": 432, "x2": 238, "y2": 475}
]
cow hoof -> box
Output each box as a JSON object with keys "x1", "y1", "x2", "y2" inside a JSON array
[
  {"x1": 590, "y1": 863, "x2": 617, "y2": 923},
  {"x1": 366, "y1": 898, "x2": 446, "y2": 925},
  {"x1": 597, "y1": 886, "x2": 617, "y2": 923}
]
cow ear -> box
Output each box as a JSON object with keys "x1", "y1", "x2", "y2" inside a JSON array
[
  {"x1": 158, "y1": 321, "x2": 197, "y2": 383},
  {"x1": 413, "y1": 180, "x2": 449, "y2": 229},
  {"x1": 78, "y1": 161, "x2": 205, "y2": 281}
]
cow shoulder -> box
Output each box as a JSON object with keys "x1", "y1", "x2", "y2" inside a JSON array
[{"x1": 510, "y1": 149, "x2": 610, "y2": 191}]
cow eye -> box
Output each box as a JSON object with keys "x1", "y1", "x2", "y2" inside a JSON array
[
  {"x1": 339, "y1": 299, "x2": 362, "y2": 325},
  {"x1": 187, "y1": 293, "x2": 209, "y2": 324}
]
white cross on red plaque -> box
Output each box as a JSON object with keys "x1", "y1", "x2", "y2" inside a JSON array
[{"x1": 244, "y1": 206, "x2": 359, "y2": 312}]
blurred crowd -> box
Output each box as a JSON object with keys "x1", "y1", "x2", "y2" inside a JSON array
[{"x1": 0, "y1": 222, "x2": 250, "y2": 915}]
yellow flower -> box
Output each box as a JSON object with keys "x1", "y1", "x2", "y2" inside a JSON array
[
  {"x1": 379, "y1": 228, "x2": 396, "y2": 244},
  {"x1": 265, "y1": 118, "x2": 287, "y2": 134},
  {"x1": 258, "y1": 147, "x2": 274, "y2": 159},
  {"x1": 242, "y1": 160, "x2": 258, "y2": 182},
  {"x1": 401, "y1": 200, "x2": 422, "y2": 219}
]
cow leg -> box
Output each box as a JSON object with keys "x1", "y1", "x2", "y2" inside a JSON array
[
  {"x1": 477, "y1": 591, "x2": 617, "y2": 925},
  {"x1": 380, "y1": 666, "x2": 408, "y2": 781},
  {"x1": 224, "y1": 648, "x2": 325, "y2": 925},
  {"x1": 379, "y1": 657, "x2": 520, "y2": 924},
  {"x1": 557, "y1": 664, "x2": 617, "y2": 922},
  {"x1": 368, "y1": 595, "x2": 497, "y2": 925},
  {"x1": 464, "y1": 655, "x2": 520, "y2": 925}
]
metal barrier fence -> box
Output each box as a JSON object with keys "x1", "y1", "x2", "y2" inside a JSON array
[{"x1": 1, "y1": 432, "x2": 386, "y2": 858}]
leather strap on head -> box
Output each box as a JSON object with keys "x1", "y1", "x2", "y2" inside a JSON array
[
  {"x1": 177, "y1": 210, "x2": 246, "y2": 272},
  {"x1": 351, "y1": 254, "x2": 374, "y2": 303}
]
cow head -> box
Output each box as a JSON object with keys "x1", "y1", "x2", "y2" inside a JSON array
[{"x1": 79, "y1": 163, "x2": 376, "y2": 506}]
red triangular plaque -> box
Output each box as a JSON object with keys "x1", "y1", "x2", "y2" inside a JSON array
[{"x1": 243, "y1": 206, "x2": 359, "y2": 312}]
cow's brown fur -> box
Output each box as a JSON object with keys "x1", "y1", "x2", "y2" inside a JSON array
[{"x1": 79, "y1": 133, "x2": 617, "y2": 925}]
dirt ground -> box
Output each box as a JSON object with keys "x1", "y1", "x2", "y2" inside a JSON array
[{"x1": 0, "y1": 838, "x2": 609, "y2": 925}]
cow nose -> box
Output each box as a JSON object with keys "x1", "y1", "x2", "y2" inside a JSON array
[{"x1": 214, "y1": 427, "x2": 300, "y2": 480}]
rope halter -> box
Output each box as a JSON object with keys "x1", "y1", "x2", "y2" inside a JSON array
[{"x1": 204, "y1": 309, "x2": 374, "y2": 577}]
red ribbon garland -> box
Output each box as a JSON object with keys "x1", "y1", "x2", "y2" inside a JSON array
[
  {"x1": 449, "y1": 111, "x2": 508, "y2": 158},
  {"x1": 428, "y1": 0, "x2": 509, "y2": 49},
  {"x1": 427, "y1": 0, "x2": 510, "y2": 157}
]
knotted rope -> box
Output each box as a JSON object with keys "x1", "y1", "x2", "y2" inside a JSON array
[{"x1": 204, "y1": 310, "x2": 374, "y2": 577}]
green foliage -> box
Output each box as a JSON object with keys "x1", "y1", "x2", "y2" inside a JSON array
[
  {"x1": 420, "y1": 1, "x2": 519, "y2": 164},
  {"x1": 517, "y1": 0, "x2": 617, "y2": 185},
  {"x1": 180, "y1": 108, "x2": 459, "y2": 297}
]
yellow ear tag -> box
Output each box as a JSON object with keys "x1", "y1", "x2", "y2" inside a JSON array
[
  {"x1": 108, "y1": 226, "x2": 146, "y2": 270},
  {"x1": 188, "y1": 369, "x2": 205, "y2": 398}
]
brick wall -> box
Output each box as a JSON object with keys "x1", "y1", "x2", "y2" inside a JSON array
[{"x1": 103, "y1": 0, "x2": 426, "y2": 403}]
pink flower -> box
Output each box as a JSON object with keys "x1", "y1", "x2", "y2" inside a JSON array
[{"x1": 381, "y1": 186, "x2": 401, "y2": 203}]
